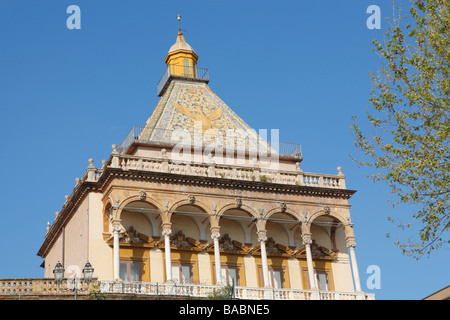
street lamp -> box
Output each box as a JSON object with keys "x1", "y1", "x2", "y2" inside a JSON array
[
  {"x1": 68, "y1": 261, "x2": 95, "y2": 300},
  {"x1": 53, "y1": 261, "x2": 94, "y2": 300},
  {"x1": 53, "y1": 261, "x2": 65, "y2": 285},
  {"x1": 82, "y1": 261, "x2": 94, "y2": 285}
]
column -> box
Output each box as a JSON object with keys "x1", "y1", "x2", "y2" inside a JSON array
[
  {"x1": 162, "y1": 227, "x2": 172, "y2": 282},
  {"x1": 113, "y1": 226, "x2": 120, "y2": 280},
  {"x1": 347, "y1": 238, "x2": 362, "y2": 292},
  {"x1": 302, "y1": 234, "x2": 318, "y2": 290},
  {"x1": 211, "y1": 230, "x2": 222, "y2": 284},
  {"x1": 258, "y1": 231, "x2": 270, "y2": 287}
]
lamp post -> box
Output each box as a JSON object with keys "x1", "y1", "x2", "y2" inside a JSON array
[
  {"x1": 82, "y1": 261, "x2": 94, "y2": 286},
  {"x1": 53, "y1": 261, "x2": 65, "y2": 285},
  {"x1": 53, "y1": 261, "x2": 94, "y2": 300}
]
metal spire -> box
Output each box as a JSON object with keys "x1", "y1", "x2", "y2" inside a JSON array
[{"x1": 177, "y1": 14, "x2": 181, "y2": 32}]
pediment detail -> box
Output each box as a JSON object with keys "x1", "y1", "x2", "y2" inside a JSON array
[
  {"x1": 249, "y1": 237, "x2": 293, "y2": 256},
  {"x1": 295, "y1": 240, "x2": 337, "y2": 261},
  {"x1": 120, "y1": 226, "x2": 153, "y2": 244}
]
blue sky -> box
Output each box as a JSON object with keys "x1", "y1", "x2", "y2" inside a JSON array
[{"x1": 0, "y1": 0, "x2": 448, "y2": 300}]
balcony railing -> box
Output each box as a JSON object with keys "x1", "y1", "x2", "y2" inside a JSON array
[
  {"x1": 117, "y1": 126, "x2": 303, "y2": 160},
  {"x1": 99, "y1": 281, "x2": 374, "y2": 300},
  {"x1": 157, "y1": 64, "x2": 209, "y2": 96},
  {"x1": 0, "y1": 279, "x2": 374, "y2": 300}
]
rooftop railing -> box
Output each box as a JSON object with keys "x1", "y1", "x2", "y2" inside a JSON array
[
  {"x1": 117, "y1": 126, "x2": 302, "y2": 160},
  {"x1": 157, "y1": 64, "x2": 209, "y2": 96}
]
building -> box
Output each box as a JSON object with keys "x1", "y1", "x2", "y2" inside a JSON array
[
  {"x1": 2, "y1": 24, "x2": 374, "y2": 300},
  {"x1": 423, "y1": 285, "x2": 450, "y2": 300}
]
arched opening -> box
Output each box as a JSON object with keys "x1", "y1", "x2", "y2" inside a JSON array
[
  {"x1": 296, "y1": 215, "x2": 344, "y2": 292},
  {"x1": 310, "y1": 215, "x2": 346, "y2": 252},
  {"x1": 265, "y1": 212, "x2": 299, "y2": 248},
  {"x1": 170, "y1": 204, "x2": 208, "y2": 240},
  {"x1": 168, "y1": 204, "x2": 209, "y2": 284},
  {"x1": 116, "y1": 200, "x2": 161, "y2": 283},
  {"x1": 262, "y1": 212, "x2": 299, "y2": 289},
  {"x1": 212, "y1": 208, "x2": 256, "y2": 286},
  {"x1": 120, "y1": 201, "x2": 160, "y2": 238},
  {"x1": 219, "y1": 208, "x2": 253, "y2": 245}
]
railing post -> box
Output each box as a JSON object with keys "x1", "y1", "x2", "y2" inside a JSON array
[
  {"x1": 337, "y1": 166, "x2": 346, "y2": 189},
  {"x1": 111, "y1": 144, "x2": 120, "y2": 168},
  {"x1": 295, "y1": 162, "x2": 304, "y2": 186},
  {"x1": 86, "y1": 158, "x2": 96, "y2": 182}
]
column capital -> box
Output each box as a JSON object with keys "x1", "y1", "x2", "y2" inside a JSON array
[
  {"x1": 161, "y1": 222, "x2": 172, "y2": 231},
  {"x1": 302, "y1": 233, "x2": 312, "y2": 245},
  {"x1": 162, "y1": 228, "x2": 172, "y2": 237},
  {"x1": 211, "y1": 231, "x2": 221, "y2": 241},
  {"x1": 257, "y1": 230, "x2": 267, "y2": 243},
  {"x1": 112, "y1": 226, "x2": 122, "y2": 234},
  {"x1": 210, "y1": 226, "x2": 220, "y2": 240},
  {"x1": 346, "y1": 237, "x2": 357, "y2": 248}
]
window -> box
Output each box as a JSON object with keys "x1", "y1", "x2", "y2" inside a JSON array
[
  {"x1": 119, "y1": 260, "x2": 141, "y2": 282},
  {"x1": 271, "y1": 269, "x2": 284, "y2": 289},
  {"x1": 220, "y1": 265, "x2": 240, "y2": 286},
  {"x1": 172, "y1": 263, "x2": 193, "y2": 284},
  {"x1": 303, "y1": 269, "x2": 330, "y2": 290},
  {"x1": 259, "y1": 267, "x2": 285, "y2": 288},
  {"x1": 315, "y1": 271, "x2": 329, "y2": 291},
  {"x1": 183, "y1": 59, "x2": 191, "y2": 77}
]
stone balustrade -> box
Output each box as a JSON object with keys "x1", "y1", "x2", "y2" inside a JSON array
[
  {"x1": 106, "y1": 153, "x2": 346, "y2": 189},
  {"x1": 0, "y1": 278, "x2": 93, "y2": 297},
  {"x1": 1, "y1": 279, "x2": 374, "y2": 300},
  {"x1": 99, "y1": 280, "x2": 374, "y2": 300},
  {"x1": 70, "y1": 147, "x2": 346, "y2": 190}
]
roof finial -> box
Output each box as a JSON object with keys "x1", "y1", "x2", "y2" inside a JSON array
[{"x1": 177, "y1": 14, "x2": 182, "y2": 33}]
